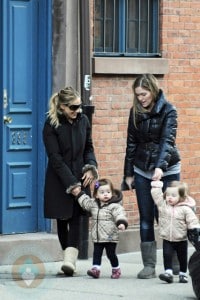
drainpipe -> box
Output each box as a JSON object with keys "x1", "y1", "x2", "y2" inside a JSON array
[
  {"x1": 80, "y1": 0, "x2": 92, "y2": 106},
  {"x1": 79, "y1": 0, "x2": 94, "y2": 259}
]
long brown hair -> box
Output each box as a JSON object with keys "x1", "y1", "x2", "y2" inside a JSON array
[{"x1": 132, "y1": 74, "x2": 159, "y2": 127}]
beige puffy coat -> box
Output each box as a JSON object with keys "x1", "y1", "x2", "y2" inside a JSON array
[
  {"x1": 151, "y1": 186, "x2": 200, "y2": 242},
  {"x1": 77, "y1": 189, "x2": 128, "y2": 243}
]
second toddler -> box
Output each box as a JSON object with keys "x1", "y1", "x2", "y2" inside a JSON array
[{"x1": 151, "y1": 180, "x2": 200, "y2": 284}]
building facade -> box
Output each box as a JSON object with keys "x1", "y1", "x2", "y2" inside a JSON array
[
  {"x1": 90, "y1": 0, "x2": 200, "y2": 226},
  {"x1": 0, "y1": 0, "x2": 199, "y2": 236}
]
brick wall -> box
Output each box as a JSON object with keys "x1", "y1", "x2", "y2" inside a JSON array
[{"x1": 90, "y1": 1, "x2": 200, "y2": 226}]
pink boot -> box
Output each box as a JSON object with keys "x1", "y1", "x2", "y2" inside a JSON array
[
  {"x1": 87, "y1": 267, "x2": 100, "y2": 278},
  {"x1": 111, "y1": 268, "x2": 121, "y2": 279}
]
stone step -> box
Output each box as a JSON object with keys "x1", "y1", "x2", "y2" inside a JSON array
[{"x1": 0, "y1": 228, "x2": 161, "y2": 265}]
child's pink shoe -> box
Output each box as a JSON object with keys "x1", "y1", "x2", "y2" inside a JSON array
[
  {"x1": 87, "y1": 267, "x2": 100, "y2": 278},
  {"x1": 111, "y1": 268, "x2": 121, "y2": 279}
]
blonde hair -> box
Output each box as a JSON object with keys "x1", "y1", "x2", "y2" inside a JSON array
[
  {"x1": 132, "y1": 74, "x2": 159, "y2": 127},
  {"x1": 47, "y1": 87, "x2": 80, "y2": 128},
  {"x1": 164, "y1": 181, "x2": 189, "y2": 202}
]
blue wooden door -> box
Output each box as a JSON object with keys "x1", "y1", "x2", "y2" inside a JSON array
[{"x1": 0, "y1": 0, "x2": 51, "y2": 233}]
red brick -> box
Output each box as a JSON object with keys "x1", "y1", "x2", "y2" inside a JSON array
[{"x1": 89, "y1": 0, "x2": 200, "y2": 226}]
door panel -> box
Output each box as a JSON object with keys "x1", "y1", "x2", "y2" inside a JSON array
[{"x1": 1, "y1": 0, "x2": 51, "y2": 233}]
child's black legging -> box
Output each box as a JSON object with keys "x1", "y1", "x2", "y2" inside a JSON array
[
  {"x1": 163, "y1": 239, "x2": 188, "y2": 273},
  {"x1": 92, "y1": 242, "x2": 119, "y2": 268}
]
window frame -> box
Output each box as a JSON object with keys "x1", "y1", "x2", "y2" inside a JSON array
[{"x1": 94, "y1": 0, "x2": 160, "y2": 58}]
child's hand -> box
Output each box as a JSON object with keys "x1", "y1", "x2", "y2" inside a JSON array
[
  {"x1": 151, "y1": 180, "x2": 163, "y2": 188},
  {"x1": 71, "y1": 186, "x2": 81, "y2": 196},
  {"x1": 118, "y1": 224, "x2": 125, "y2": 231}
]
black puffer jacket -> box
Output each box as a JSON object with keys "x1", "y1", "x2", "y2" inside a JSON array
[{"x1": 124, "y1": 90, "x2": 180, "y2": 176}]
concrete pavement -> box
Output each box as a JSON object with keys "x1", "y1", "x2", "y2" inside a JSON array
[{"x1": 0, "y1": 247, "x2": 196, "y2": 300}]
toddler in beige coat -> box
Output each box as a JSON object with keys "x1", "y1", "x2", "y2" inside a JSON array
[
  {"x1": 151, "y1": 180, "x2": 200, "y2": 284},
  {"x1": 71, "y1": 178, "x2": 128, "y2": 279}
]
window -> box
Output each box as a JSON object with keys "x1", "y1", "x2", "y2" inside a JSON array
[{"x1": 94, "y1": 0, "x2": 160, "y2": 57}]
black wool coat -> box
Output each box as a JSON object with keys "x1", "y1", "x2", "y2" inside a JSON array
[
  {"x1": 124, "y1": 90, "x2": 181, "y2": 177},
  {"x1": 188, "y1": 249, "x2": 200, "y2": 299},
  {"x1": 43, "y1": 113, "x2": 97, "y2": 219}
]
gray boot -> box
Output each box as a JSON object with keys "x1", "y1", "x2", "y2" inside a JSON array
[
  {"x1": 137, "y1": 241, "x2": 157, "y2": 279},
  {"x1": 61, "y1": 247, "x2": 79, "y2": 276}
]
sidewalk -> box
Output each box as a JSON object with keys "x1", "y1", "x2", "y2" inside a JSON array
[{"x1": 0, "y1": 247, "x2": 196, "y2": 300}]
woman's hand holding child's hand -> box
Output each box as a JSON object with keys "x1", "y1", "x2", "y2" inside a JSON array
[
  {"x1": 151, "y1": 180, "x2": 163, "y2": 188},
  {"x1": 71, "y1": 186, "x2": 81, "y2": 196},
  {"x1": 152, "y1": 168, "x2": 163, "y2": 181}
]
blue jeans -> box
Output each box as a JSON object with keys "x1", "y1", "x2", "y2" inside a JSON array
[{"x1": 134, "y1": 173, "x2": 180, "y2": 242}]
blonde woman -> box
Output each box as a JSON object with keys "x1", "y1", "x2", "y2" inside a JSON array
[{"x1": 43, "y1": 87, "x2": 98, "y2": 276}]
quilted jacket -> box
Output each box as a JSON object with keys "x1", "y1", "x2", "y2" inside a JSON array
[
  {"x1": 151, "y1": 186, "x2": 200, "y2": 242},
  {"x1": 124, "y1": 90, "x2": 181, "y2": 177},
  {"x1": 77, "y1": 189, "x2": 128, "y2": 243}
]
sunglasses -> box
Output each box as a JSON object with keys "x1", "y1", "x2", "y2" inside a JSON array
[{"x1": 64, "y1": 104, "x2": 82, "y2": 111}]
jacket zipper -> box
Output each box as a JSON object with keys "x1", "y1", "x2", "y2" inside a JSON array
[
  {"x1": 96, "y1": 208, "x2": 100, "y2": 242},
  {"x1": 170, "y1": 206, "x2": 174, "y2": 241}
]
